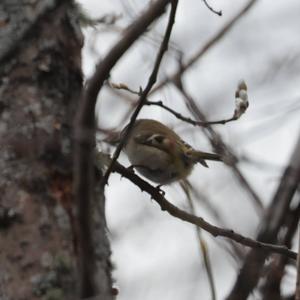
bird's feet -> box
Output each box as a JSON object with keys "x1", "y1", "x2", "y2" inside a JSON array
[
  {"x1": 126, "y1": 165, "x2": 136, "y2": 173},
  {"x1": 156, "y1": 184, "x2": 165, "y2": 196}
]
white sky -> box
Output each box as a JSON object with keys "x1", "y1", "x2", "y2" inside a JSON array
[{"x1": 78, "y1": 0, "x2": 300, "y2": 299}]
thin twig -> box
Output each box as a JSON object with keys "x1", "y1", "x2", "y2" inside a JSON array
[
  {"x1": 201, "y1": 0, "x2": 222, "y2": 16},
  {"x1": 226, "y1": 133, "x2": 300, "y2": 300},
  {"x1": 102, "y1": 0, "x2": 178, "y2": 185},
  {"x1": 150, "y1": 0, "x2": 258, "y2": 95},
  {"x1": 74, "y1": 0, "x2": 173, "y2": 297},
  {"x1": 296, "y1": 222, "x2": 300, "y2": 300},
  {"x1": 96, "y1": 153, "x2": 298, "y2": 260},
  {"x1": 109, "y1": 80, "x2": 264, "y2": 214},
  {"x1": 184, "y1": 179, "x2": 245, "y2": 261},
  {"x1": 260, "y1": 201, "x2": 300, "y2": 300},
  {"x1": 146, "y1": 100, "x2": 238, "y2": 126},
  {"x1": 174, "y1": 79, "x2": 264, "y2": 214},
  {"x1": 181, "y1": 181, "x2": 217, "y2": 300},
  {"x1": 110, "y1": 84, "x2": 239, "y2": 126}
]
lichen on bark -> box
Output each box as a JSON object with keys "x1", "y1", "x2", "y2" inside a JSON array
[{"x1": 0, "y1": 1, "x2": 88, "y2": 299}]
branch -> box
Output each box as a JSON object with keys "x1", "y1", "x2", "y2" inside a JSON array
[
  {"x1": 180, "y1": 181, "x2": 217, "y2": 300},
  {"x1": 150, "y1": 0, "x2": 258, "y2": 95},
  {"x1": 110, "y1": 84, "x2": 242, "y2": 126},
  {"x1": 174, "y1": 79, "x2": 264, "y2": 214},
  {"x1": 184, "y1": 179, "x2": 245, "y2": 261},
  {"x1": 74, "y1": 0, "x2": 173, "y2": 298},
  {"x1": 296, "y1": 222, "x2": 300, "y2": 300},
  {"x1": 95, "y1": 152, "x2": 297, "y2": 260},
  {"x1": 146, "y1": 100, "x2": 238, "y2": 125},
  {"x1": 261, "y1": 202, "x2": 300, "y2": 300},
  {"x1": 226, "y1": 133, "x2": 300, "y2": 300},
  {"x1": 201, "y1": 0, "x2": 222, "y2": 16},
  {"x1": 110, "y1": 79, "x2": 262, "y2": 215},
  {"x1": 102, "y1": 0, "x2": 178, "y2": 185}
]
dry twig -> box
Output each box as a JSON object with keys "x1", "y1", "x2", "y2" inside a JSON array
[
  {"x1": 74, "y1": 0, "x2": 173, "y2": 297},
  {"x1": 174, "y1": 79, "x2": 264, "y2": 214},
  {"x1": 296, "y1": 222, "x2": 300, "y2": 300},
  {"x1": 110, "y1": 83, "x2": 241, "y2": 126},
  {"x1": 150, "y1": 0, "x2": 258, "y2": 95},
  {"x1": 201, "y1": 0, "x2": 222, "y2": 16},
  {"x1": 180, "y1": 181, "x2": 217, "y2": 300},
  {"x1": 260, "y1": 202, "x2": 300, "y2": 299},
  {"x1": 226, "y1": 133, "x2": 300, "y2": 300},
  {"x1": 96, "y1": 152, "x2": 297, "y2": 260},
  {"x1": 102, "y1": 0, "x2": 178, "y2": 185}
]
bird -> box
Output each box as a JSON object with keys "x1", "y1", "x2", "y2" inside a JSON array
[{"x1": 122, "y1": 119, "x2": 222, "y2": 185}]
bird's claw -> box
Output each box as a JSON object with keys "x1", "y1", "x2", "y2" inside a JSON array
[
  {"x1": 156, "y1": 184, "x2": 165, "y2": 196},
  {"x1": 126, "y1": 165, "x2": 135, "y2": 173}
]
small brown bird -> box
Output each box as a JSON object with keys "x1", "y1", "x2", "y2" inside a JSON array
[{"x1": 123, "y1": 119, "x2": 222, "y2": 185}]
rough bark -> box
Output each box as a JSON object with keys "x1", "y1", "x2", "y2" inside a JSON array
[{"x1": 0, "y1": 1, "x2": 112, "y2": 299}]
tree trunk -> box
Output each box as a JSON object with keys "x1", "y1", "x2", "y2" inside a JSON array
[{"x1": 0, "y1": 1, "x2": 112, "y2": 299}]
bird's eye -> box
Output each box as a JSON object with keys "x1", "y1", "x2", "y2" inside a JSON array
[
  {"x1": 154, "y1": 135, "x2": 164, "y2": 143},
  {"x1": 149, "y1": 134, "x2": 165, "y2": 144}
]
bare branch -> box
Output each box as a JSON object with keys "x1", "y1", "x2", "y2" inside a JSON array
[
  {"x1": 74, "y1": 0, "x2": 173, "y2": 298},
  {"x1": 226, "y1": 133, "x2": 300, "y2": 300},
  {"x1": 201, "y1": 0, "x2": 222, "y2": 16},
  {"x1": 102, "y1": 0, "x2": 178, "y2": 185},
  {"x1": 95, "y1": 152, "x2": 297, "y2": 260},
  {"x1": 146, "y1": 100, "x2": 238, "y2": 125},
  {"x1": 174, "y1": 79, "x2": 264, "y2": 214},
  {"x1": 296, "y1": 222, "x2": 300, "y2": 300},
  {"x1": 110, "y1": 83, "x2": 242, "y2": 126},
  {"x1": 181, "y1": 181, "x2": 217, "y2": 300},
  {"x1": 150, "y1": 0, "x2": 258, "y2": 95},
  {"x1": 184, "y1": 179, "x2": 245, "y2": 261},
  {"x1": 110, "y1": 79, "x2": 263, "y2": 214},
  {"x1": 261, "y1": 202, "x2": 300, "y2": 300}
]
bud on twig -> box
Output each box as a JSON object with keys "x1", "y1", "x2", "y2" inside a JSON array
[{"x1": 233, "y1": 79, "x2": 249, "y2": 119}]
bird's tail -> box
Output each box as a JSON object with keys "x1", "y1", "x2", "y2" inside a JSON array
[{"x1": 193, "y1": 151, "x2": 222, "y2": 168}]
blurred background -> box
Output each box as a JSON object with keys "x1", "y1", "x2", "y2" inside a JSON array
[{"x1": 77, "y1": 0, "x2": 300, "y2": 299}]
